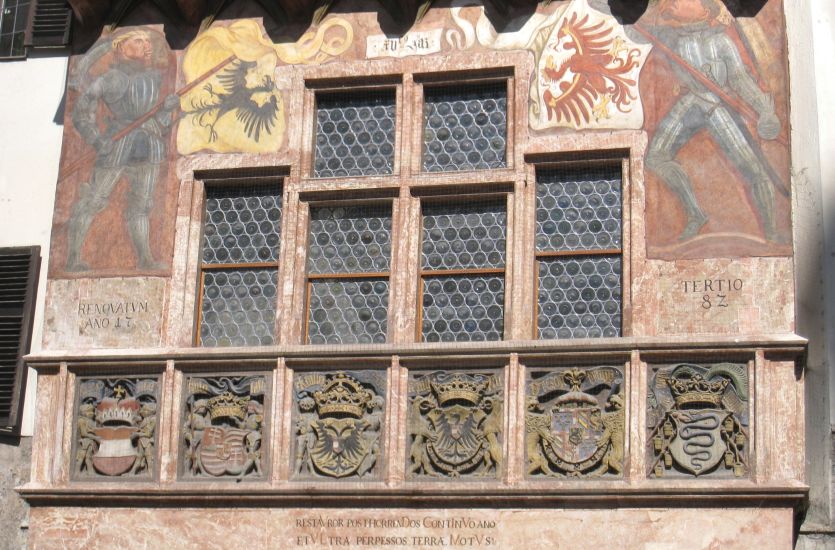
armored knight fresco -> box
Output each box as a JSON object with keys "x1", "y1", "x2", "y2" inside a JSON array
[
  {"x1": 648, "y1": 362, "x2": 749, "y2": 478},
  {"x1": 407, "y1": 371, "x2": 503, "y2": 479},
  {"x1": 526, "y1": 366, "x2": 624, "y2": 478},
  {"x1": 292, "y1": 371, "x2": 385, "y2": 480},
  {"x1": 181, "y1": 374, "x2": 268, "y2": 480},
  {"x1": 74, "y1": 377, "x2": 159, "y2": 479},
  {"x1": 58, "y1": 28, "x2": 178, "y2": 275}
]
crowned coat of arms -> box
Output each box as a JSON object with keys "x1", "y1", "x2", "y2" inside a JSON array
[{"x1": 526, "y1": 367, "x2": 623, "y2": 478}]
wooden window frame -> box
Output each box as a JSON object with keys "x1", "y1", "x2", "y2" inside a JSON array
[
  {"x1": 194, "y1": 176, "x2": 284, "y2": 347},
  {"x1": 303, "y1": 198, "x2": 395, "y2": 345},
  {"x1": 531, "y1": 160, "x2": 626, "y2": 340},
  {"x1": 416, "y1": 192, "x2": 511, "y2": 343}
]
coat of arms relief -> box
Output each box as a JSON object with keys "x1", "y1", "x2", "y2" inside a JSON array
[
  {"x1": 74, "y1": 377, "x2": 159, "y2": 479},
  {"x1": 181, "y1": 374, "x2": 268, "y2": 480},
  {"x1": 525, "y1": 366, "x2": 624, "y2": 478},
  {"x1": 648, "y1": 363, "x2": 749, "y2": 478},
  {"x1": 407, "y1": 371, "x2": 503, "y2": 479},
  {"x1": 292, "y1": 371, "x2": 385, "y2": 480}
]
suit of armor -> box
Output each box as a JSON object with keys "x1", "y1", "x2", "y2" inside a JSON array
[
  {"x1": 66, "y1": 50, "x2": 176, "y2": 271},
  {"x1": 645, "y1": 21, "x2": 781, "y2": 241}
]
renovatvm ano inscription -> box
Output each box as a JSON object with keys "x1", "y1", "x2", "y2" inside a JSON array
[
  {"x1": 74, "y1": 377, "x2": 159, "y2": 479},
  {"x1": 78, "y1": 299, "x2": 150, "y2": 330},
  {"x1": 648, "y1": 362, "x2": 749, "y2": 478},
  {"x1": 293, "y1": 514, "x2": 497, "y2": 547},
  {"x1": 526, "y1": 366, "x2": 624, "y2": 478}
]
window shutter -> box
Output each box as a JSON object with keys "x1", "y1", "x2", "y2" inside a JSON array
[
  {"x1": 25, "y1": 0, "x2": 72, "y2": 48},
  {"x1": 0, "y1": 247, "x2": 40, "y2": 431}
]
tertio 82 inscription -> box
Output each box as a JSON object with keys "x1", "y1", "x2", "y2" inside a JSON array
[{"x1": 680, "y1": 278, "x2": 744, "y2": 310}]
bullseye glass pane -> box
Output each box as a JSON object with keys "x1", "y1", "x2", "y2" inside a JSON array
[
  {"x1": 422, "y1": 200, "x2": 506, "y2": 270},
  {"x1": 202, "y1": 184, "x2": 282, "y2": 265},
  {"x1": 314, "y1": 91, "x2": 396, "y2": 178},
  {"x1": 422, "y1": 275, "x2": 504, "y2": 342},
  {"x1": 536, "y1": 166, "x2": 622, "y2": 252},
  {"x1": 537, "y1": 256, "x2": 621, "y2": 339},
  {"x1": 307, "y1": 204, "x2": 393, "y2": 274},
  {"x1": 423, "y1": 83, "x2": 507, "y2": 172},
  {"x1": 308, "y1": 279, "x2": 389, "y2": 344},
  {"x1": 200, "y1": 268, "x2": 277, "y2": 347}
]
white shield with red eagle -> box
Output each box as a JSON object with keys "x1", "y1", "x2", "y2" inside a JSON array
[{"x1": 533, "y1": 0, "x2": 650, "y2": 130}]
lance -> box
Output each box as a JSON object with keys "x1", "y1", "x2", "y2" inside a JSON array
[
  {"x1": 60, "y1": 54, "x2": 237, "y2": 180},
  {"x1": 633, "y1": 24, "x2": 787, "y2": 148}
]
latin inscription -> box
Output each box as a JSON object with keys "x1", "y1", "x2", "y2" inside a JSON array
[
  {"x1": 292, "y1": 515, "x2": 497, "y2": 547},
  {"x1": 366, "y1": 30, "x2": 442, "y2": 59},
  {"x1": 680, "y1": 278, "x2": 744, "y2": 310},
  {"x1": 78, "y1": 300, "x2": 150, "y2": 331}
]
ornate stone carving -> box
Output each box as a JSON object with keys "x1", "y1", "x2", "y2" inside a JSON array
[
  {"x1": 525, "y1": 366, "x2": 624, "y2": 478},
  {"x1": 181, "y1": 374, "x2": 269, "y2": 480},
  {"x1": 292, "y1": 371, "x2": 385, "y2": 480},
  {"x1": 407, "y1": 371, "x2": 503, "y2": 479},
  {"x1": 73, "y1": 377, "x2": 159, "y2": 479},
  {"x1": 648, "y1": 363, "x2": 749, "y2": 478}
]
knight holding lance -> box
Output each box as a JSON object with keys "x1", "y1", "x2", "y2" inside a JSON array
[
  {"x1": 66, "y1": 30, "x2": 179, "y2": 271},
  {"x1": 644, "y1": 0, "x2": 784, "y2": 242}
]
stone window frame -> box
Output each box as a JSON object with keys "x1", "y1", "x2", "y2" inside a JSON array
[
  {"x1": 302, "y1": 197, "x2": 396, "y2": 345},
  {"x1": 416, "y1": 191, "x2": 512, "y2": 342},
  {"x1": 193, "y1": 170, "x2": 286, "y2": 347},
  {"x1": 532, "y1": 160, "x2": 626, "y2": 340}
]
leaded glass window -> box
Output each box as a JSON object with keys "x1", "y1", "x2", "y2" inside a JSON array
[
  {"x1": 422, "y1": 82, "x2": 507, "y2": 173},
  {"x1": 314, "y1": 90, "x2": 396, "y2": 178},
  {"x1": 198, "y1": 182, "x2": 282, "y2": 346},
  {"x1": 306, "y1": 203, "x2": 392, "y2": 344},
  {"x1": 535, "y1": 165, "x2": 622, "y2": 339},
  {"x1": 420, "y1": 198, "x2": 507, "y2": 342}
]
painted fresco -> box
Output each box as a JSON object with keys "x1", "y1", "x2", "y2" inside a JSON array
[
  {"x1": 177, "y1": 18, "x2": 353, "y2": 154},
  {"x1": 48, "y1": 0, "x2": 791, "y2": 282},
  {"x1": 50, "y1": 27, "x2": 178, "y2": 277},
  {"x1": 639, "y1": 0, "x2": 791, "y2": 258}
]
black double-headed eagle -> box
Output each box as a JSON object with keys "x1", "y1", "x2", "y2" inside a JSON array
[{"x1": 188, "y1": 59, "x2": 280, "y2": 143}]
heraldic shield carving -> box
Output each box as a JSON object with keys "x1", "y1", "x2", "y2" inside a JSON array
[
  {"x1": 292, "y1": 371, "x2": 385, "y2": 480},
  {"x1": 407, "y1": 371, "x2": 503, "y2": 479},
  {"x1": 182, "y1": 374, "x2": 268, "y2": 480},
  {"x1": 525, "y1": 366, "x2": 624, "y2": 478},
  {"x1": 74, "y1": 377, "x2": 159, "y2": 479},
  {"x1": 648, "y1": 363, "x2": 749, "y2": 478}
]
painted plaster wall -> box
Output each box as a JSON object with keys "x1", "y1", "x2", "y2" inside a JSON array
[
  {"x1": 0, "y1": 52, "x2": 67, "y2": 550},
  {"x1": 0, "y1": 54, "x2": 67, "y2": 436}
]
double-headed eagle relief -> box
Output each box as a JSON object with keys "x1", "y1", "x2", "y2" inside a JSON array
[
  {"x1": 648, "y1": 363, "x2": 749, "y2": 478},
  {"x1": 74, "y1": 377, "x2": 159, "y2": 479},
  {"x1": 525, "y1": 367, "x2": 624, "y2": 478},
  {"x1": 407, "y1": 371, "x2": 503, "y2": 479},
  {"x1": 181, "y1": 375, "x2": 268, "y2": 480},
  {"x1": 292, "y1": 371, "x2": 385, "y2": 480}
]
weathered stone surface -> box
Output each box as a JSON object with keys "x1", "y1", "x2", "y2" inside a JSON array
[
  {"x1": 43, "y1": 278, "x2": 168, "y2": 349},
  {"x1": 28, "y1": 506, "x2": 792, "y2": 549},
  {"x1": 632, "y1": 257, "x2": 794, "y2": 336},
  {"x1": 0, "y1": 438, "x2": 31, "y2": 550}
]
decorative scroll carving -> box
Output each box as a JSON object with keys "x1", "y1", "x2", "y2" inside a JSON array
[
  {"x1": 525, "y1": 366, "x2": 624, "y2": 478},
  {"x1": 292, "y1": 371, "x2": 385, "y2": 479},
  {"x1": 181, "y1": 374, "x2": 268, "y2": 480},
  {"x1": 74, "y1": 377, "x2": 159, "y2": 479},
  {"x1": 407, "y1": 371, "x2": 503, "y2": 479},
  {"x1": 648, "y1": 363, "x2": 749, "y2": 478}
]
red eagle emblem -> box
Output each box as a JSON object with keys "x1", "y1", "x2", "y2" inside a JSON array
[{"x1": 541, "y1": 12, "x2": 642, "y2": 126}]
